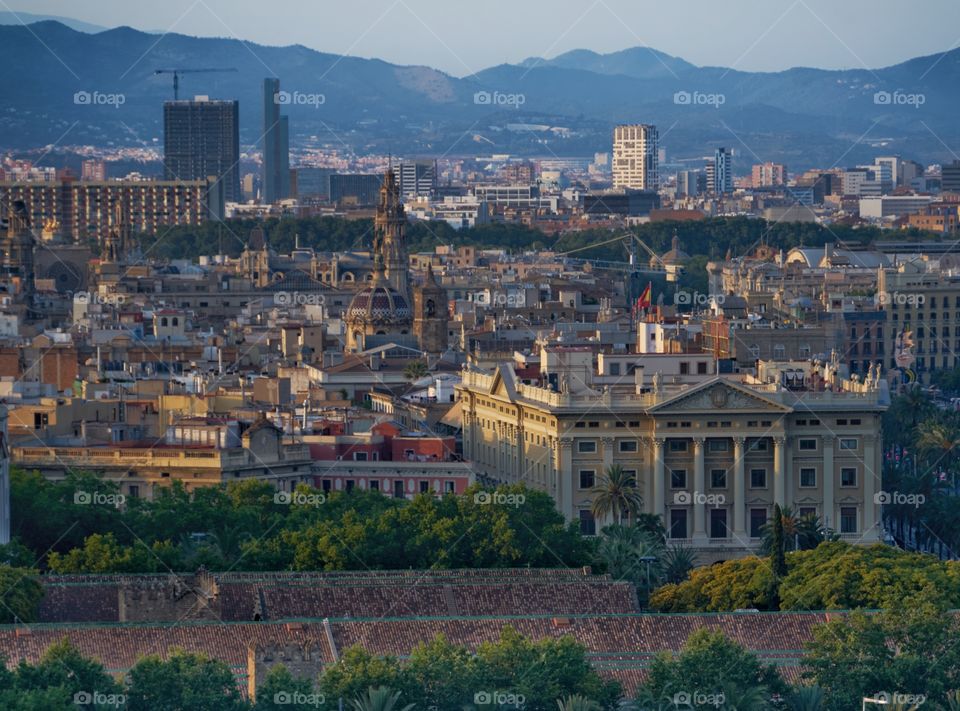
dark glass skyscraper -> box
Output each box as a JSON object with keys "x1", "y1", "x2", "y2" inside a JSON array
[
  {"x1": 262, "y1": 78, "x2": 290, "y2": 203},
  {"x1": 163, "y1": 98, "x2": 240, "y2": 203}
]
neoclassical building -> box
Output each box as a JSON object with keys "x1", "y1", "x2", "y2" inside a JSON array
[{"x1": 457, "y1": 351, "x2": 887, "y2": 561}]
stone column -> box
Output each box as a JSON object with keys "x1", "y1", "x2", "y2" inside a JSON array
[
  {"x1": 642, "y1": 439, "x2": 653, "y2": 513},
  {"x1": 773, "y1": 436, "x2": 786, "y2": 509},
  {"x1": 557, "y1": 438, "x2": 573, "y2": 520},
  {"x1": 693, "y1": 437, "x2": 707, "y2": 542},
  {"x1": 863, "y1": 434, "x2": 878, "y2": 539},
  {"x1": 462, "y1": 411, "x2": 472, "y2": 461},
  {"x1": 822, "y1": 436, "x2": 835, "y2": 531},
  {"x1": 601, "y1": 436, "x2": 615, "y2": 471},
  {"x1": 514, "y1": 425, "x2": 523, "y2": 480},
  {"x1": 652, "y1": 438, "x2": 665, "y2": 520},
  {"x1": 733, "y1": 436, "x2": 746, "y2": 539}
]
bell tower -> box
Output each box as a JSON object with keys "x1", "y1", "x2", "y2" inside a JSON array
[
  {"x1": 102, "y1": 203, "x2": 127, "y2": 264},
  {"x1": 374, "y1": 169, "x2": 408, "y2": 299},
  {"x1": 2, "y1": 200, "x2": 35, "y2": 299},
  {"x1": 413, "y1": 264, "x2": 448, "y2": 354},
  {"x1": 241, "y1": 226, "x2": 271, "y2": 288}
]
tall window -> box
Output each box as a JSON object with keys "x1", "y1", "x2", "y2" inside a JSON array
[
  {"x1": 840, "y1": 507, "x2": 858, "y2": 534},
  {"x1": 579, "y1": 510, "x2": 596, "y2": 536},
  {"x1": 710, "y1": 509, "x2": 728, "y2": 539},
  {"x1": 710, "y1": 469, "x2": 727, "y2": 488},
  {"x1": 841, "y1": 468, "x2": 857, "y2": 487},
  {"x1": 750, "y1": 508, "x2": 767, "y2": 538},
  {"x1": 670, "y1": 469, "x2": 687, "y2": 488},
  {"x1": 670, "y1": 509, "x2": 688, "y2": 539}
]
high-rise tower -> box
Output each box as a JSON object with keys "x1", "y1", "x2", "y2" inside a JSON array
[
  {"x1": 163, "y1": 97, "x2": 240, "y2": 202},
  {"x1": 262, "y1": 78, "x2": 290, "y2": 203},
  {"x1": 613, "y1": 124, "x2": 659, "y2": 190}
]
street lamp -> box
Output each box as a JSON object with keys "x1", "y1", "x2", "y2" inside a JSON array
[{"x1": 863, "y1": 697, "x2": 888, "y2": 710}]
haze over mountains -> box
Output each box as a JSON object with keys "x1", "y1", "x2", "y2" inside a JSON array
[{"x1": 1, "y1": 19, "x2": 959, "y2": 169}]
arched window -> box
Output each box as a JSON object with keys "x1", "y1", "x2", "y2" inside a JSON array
[
  {"x1": 160, "y1": 317, "x2": 168, "y2": 327},
  {"x1": 172, "y1": 317, "x2": 179, "y2": 327}
]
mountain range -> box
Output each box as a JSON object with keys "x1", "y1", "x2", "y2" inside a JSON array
[{"x1": 1, "y1": 20, "x2": 959, "y2": 170}]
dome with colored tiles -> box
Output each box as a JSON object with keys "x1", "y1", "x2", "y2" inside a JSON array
[{"x1": 346, "y1": 282, "x2": 411, "y2": 325}]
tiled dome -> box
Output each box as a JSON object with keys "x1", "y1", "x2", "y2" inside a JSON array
[{"x1": 347, "y1": 284, "x2": 411, "y2": 325}]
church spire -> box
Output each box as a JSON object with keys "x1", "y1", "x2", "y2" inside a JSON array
[{"x1": 375, "y1": 168, "x2": 409, "y2": 299}]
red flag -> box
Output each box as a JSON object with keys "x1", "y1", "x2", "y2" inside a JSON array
[{"x1": 638, "y1": 282, "x2": 652, "y2": 309}]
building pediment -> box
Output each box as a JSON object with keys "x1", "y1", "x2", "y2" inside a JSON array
[
  {"x1": 649, "y1": 378, "x2": 792, "y2": 415},
  {"x1": 488, "y1": 365, "x2": 518, "y2": 400}
]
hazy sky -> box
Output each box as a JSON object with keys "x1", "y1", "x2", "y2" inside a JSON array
[{"x1": 11, "y1": 0, "x2": 960, "y2": 76}]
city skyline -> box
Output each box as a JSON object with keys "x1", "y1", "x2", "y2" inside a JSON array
[
  {"x1": 1, "y1": 4, "x2": 959, "y2": 708},
  {"x1": 5, "y1": 0, "x2": 960, "y2": 76}
]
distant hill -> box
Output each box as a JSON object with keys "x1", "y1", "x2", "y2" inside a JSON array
[
  {"x1": 1, "y1": 21, "x2": 959, "y2": 169},
  {"x1": 0, "y1": 11, "x2": 106, "y2": 33}
]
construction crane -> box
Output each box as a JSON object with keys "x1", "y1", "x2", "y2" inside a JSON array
[
  {"x1": 556, "y1": 232, "x2": 667, "y2": 274},
  {"x1": 154, "y1": 68, "x2": 238, "y2": 101}
]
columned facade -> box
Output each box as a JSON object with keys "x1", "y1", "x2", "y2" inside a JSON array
[{"x1": 458, "y1": 367, "x2": 887, "y2": 562}]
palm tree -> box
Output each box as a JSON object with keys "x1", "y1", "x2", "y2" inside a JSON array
[
  {"x1": 633, "y1": 689, "x2": 675, "y2": 710},
  {"x1": 596, "y1": 524, "x2": 664, "y2": 607},
  {"x1": 403, "y1": 359, "x2": 429, "y2": 381},
  {"x1": 660, "y1": 545, "x2": 697, "y2": 584},
  {"x1": 634, "y1": 512, "x2": 667, "y2": 545},
  {"x1": 788, "y1": 685, "x2": 825, "y2": 711},
  {"x1": 556, "y1": 695, "x2": 601, "y2": 711},
  {"x1": 899, "y1": 385, "x2": 936, "y2": 428},
  {"x1": 759, "y1": 507, "x2": 829, "y2": 555},
  {"x1": 590, "y1": 464, "x2": 643, "y2": 525},
  {"x1": 350, "y1": 686, "x2": 415, "y2": 711},
  {"x1": 721, "y1": 683, "x2": 769, "y2": 711},
  {"x1": 917, "y1": 419, "x2": 960, "y2": 484}
]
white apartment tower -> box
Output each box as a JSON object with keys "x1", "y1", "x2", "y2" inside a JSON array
[{"x1": 613, "y1": 124, "x2": 659, "y2": 190}]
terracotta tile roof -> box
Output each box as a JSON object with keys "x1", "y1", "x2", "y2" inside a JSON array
[{"x1": 0, "y1": 612, "x2": 831, "y2": 696}]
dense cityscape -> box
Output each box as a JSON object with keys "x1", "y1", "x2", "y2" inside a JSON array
[{"x1": 0, "y1": 2, "x2": 959, "y2": 709}]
